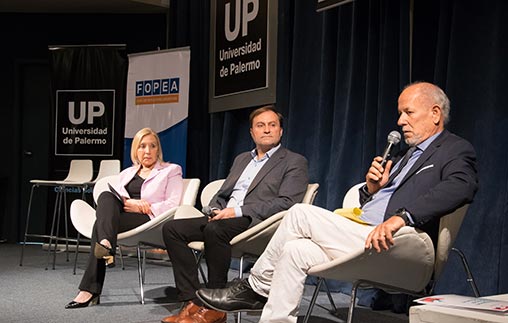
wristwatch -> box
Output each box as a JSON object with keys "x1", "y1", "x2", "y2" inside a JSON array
[{"x1": 394, "y1": 208, "x2": 411, "y2": 226}]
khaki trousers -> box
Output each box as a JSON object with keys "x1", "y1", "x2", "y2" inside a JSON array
[{"x1": 249, "y1": 203, "x2": 374, "y2": 323}]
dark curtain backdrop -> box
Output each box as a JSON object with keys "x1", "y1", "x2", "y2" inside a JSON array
[
  {"x1": 171, "y1": 0, "x2": 508, "y2": 296},
  {"x1": 412, "y1": 0, "x2": 508, "y2": 296}
]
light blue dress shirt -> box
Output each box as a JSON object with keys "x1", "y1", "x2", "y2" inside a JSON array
[
  {"x1": 227, "y1": 144, "x2": 281, "y2": 217},
  {"x1": 360, "y1": 132, "x2": 441, "y2": 225}
]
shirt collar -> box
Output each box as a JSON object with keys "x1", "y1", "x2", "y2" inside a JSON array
[
  {"x1": 250, "y1": 144, "x2": 281, "y2": 160},
  {"x1": 416, "y1": 131, "x2": 442, "y2": 152}
]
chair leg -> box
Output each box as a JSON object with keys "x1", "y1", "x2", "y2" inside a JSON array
[
  {"x1": 20, "y1": 184, "x2": 36, "y2": 266},
  {"x1": 63, "y1": 188, "x2": 70, "y2": 262},
  {"x1": 451, "y1": 247, "x2": 481, "y2": 297},
  {"x1": 236, "y1": 256, "x2": 244, "y2": 323},
  {"x1": 73, "y1": 233, "x2": 81, "y2": 275},
  {"x1": 142, "y1": 250, "x2": 146, "y2": 284},
  {"x1": 119, "y1": 246, "x2": 125, "y2": 270},
  {"x1": 193, "y1": 250, "x2": 207, "y2": 284},
  {"x1": 303, "y1": 278, "x2": 324, "y2": 323},
  {"x1": 46, "y1": 189, "x2": 61, "y2": 270},
  {"x1": 323, "y1": 279, "x2": 337, "y2": 313},
  {"x1": 347, "y1": 281, "x2": 360, "y2": 323},
  {"x1": 51, "y1": 188, "x2": 64, "y2": 270},
  {"x1": 137, "y1": 245, "x2": 145, "y2": 304},
  {"x1": 73, "y1": 185, "x2": 90, "y2": 273}
]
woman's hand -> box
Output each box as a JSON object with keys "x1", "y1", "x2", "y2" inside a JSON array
[{"x1": 124, "y1": 198, "x2": 152, "y2": 215}]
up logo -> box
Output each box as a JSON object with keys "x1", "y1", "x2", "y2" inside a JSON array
[
  {"x1": 224, "y1": 0, "x2": 259, "y2": 41},
  {"x1": 68, "y1": 101, "x2": 105, "y2": 125},
  {"x1": 55, "y1": 89, "x2": 115, "y2": 156},
  {"x1": 56, "y1": 90, "x2": 114, "y2": 126}
]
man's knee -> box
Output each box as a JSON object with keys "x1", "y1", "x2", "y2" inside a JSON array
[
  {"x1": 281, "y1": 239, "x2": 324, "y2": 267},
  {"x1": 281, "y1": 239, "x2": 304, "y2": 255},
  {"x1": 203, "y1": 221, "x2": 229, "y2": 243},
  {"x1": 288, "y1": 203, "x2": 307, "y2": 212},
  {"x1": 202, "y1": 221, "x2": 219, "y2": 238},
  {"x1": 162, "y1": 220, "x2": 178, "y2": 238},
  {"x1": 286, "y1": 203, "x2": 311, "y2": 221}
]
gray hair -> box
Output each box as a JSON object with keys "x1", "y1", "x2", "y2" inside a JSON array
[{"x1": 405, "y1": 81, "x2": 450, "y2": 124}]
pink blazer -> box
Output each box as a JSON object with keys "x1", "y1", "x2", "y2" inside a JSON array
[{"x1": 115, "y1": 161, "x2": 183, "y2": 219}]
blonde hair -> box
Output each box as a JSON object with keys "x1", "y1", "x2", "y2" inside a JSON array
[{"x1": 130, "y1": 128, "x2": 164, "y2": 165}]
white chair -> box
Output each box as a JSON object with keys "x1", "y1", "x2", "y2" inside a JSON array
[
  {"x1": 200, "y1": 179, "x2": 225, "y2": 207},
  {"x1": 71, "y1": 174, "x2": 120, "y2": 274},
  {"x1": 341, "y1": 182, "x2": 365, "y2": 208},
  {"x1": 229, "y1": 182, "x2": 320, "y2": 266},
  {"x1": 70, "y1": 175, "x2": 200, "y2": 304},
  {"x1": 302, "y1": 182, "x2": 478, "y2": 323},
  {"x1": 187, "y1": 181, "x2": 319, "y2": 323},
  {"x1": 189, "y1": 181, "x2": 320, "y2": 272},
  {"x1": 86, "y1": 160, "x2": 121, "y2": 189},
  {"x1": 20, "y1": 159, "x2": 94, "y2": 269}
]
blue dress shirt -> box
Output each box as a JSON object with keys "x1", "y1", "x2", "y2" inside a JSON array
[
  {"x1": 227, "y1": 144, "x2": 282, "y2": 217},
  {"x1": 360, "y1": 132, "x2": 441, "y2": 225}
]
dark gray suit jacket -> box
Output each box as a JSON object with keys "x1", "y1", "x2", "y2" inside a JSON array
[
  {"x1": 360, "y1": 130, "x2": 478, "y2": 243},
  {"x1": 209, "y1": 147, "x2": 309, "y2": 227}
]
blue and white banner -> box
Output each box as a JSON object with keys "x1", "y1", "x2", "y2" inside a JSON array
[{"x1": 125, "y1": 47, "x2": 190, "y2": 173}]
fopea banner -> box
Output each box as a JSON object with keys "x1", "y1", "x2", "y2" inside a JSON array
[{"x1": 124, "y1": 47, "x2": 190, "y2": 173}]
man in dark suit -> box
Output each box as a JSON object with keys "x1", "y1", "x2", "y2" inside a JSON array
[
  {"x1": 196, "y1": 82, "x2": 478, "y2": 323},
  {"x1": 160, "y1": 105, "x2": 309, "y2": 323}
]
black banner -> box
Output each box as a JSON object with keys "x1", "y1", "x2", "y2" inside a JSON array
[
  {"x1": 209, "y1": 0, "x2": 278, "y2": 113},
  {"x1": 49, "y1": 45, "x2": 126, "y2": 161},
  {"x1": 214, "y1": 0, "x2": 268, "y2": 97},
  {"x1": 55, "y1": 89, "x2": 115, "y2": 155}
]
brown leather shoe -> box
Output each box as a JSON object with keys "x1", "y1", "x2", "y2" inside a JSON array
[
  {"x1": 178, "y1": 306, "x2": 226, "y2": 323},
  {"x1": 161, "y1": 301, "x2": 200, "y2": 323}
]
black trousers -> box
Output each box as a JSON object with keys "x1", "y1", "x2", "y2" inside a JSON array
[
  {"x1": 78, "y1": 192, "x2": 150, "y2": 294},
  {"x1": 162, "y1": 215, "x2": 251, "y2": 302}
]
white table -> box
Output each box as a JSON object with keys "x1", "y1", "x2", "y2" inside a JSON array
[{"x1": 410, "y1": 294, "x2": 508, "y2": 323}]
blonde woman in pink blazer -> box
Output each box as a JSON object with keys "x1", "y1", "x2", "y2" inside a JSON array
[{"x1": 66, "y1": 128, "x2": 183, "y2": 309}]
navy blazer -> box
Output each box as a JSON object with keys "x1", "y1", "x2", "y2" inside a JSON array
[
  {"x1": 209, "y1": 147, "x2": 309, "y2": 227},
  {"x1": 361, "y1": 130, "x2": 478, "y2": 243}
]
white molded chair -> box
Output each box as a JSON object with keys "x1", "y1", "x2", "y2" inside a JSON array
[
  {"x1": 188, "y1": 181, "x2": 320, "y2": 264},
  {"x1": 303, "y1": 182, "x2": 478, "y2": 323},
  {"x1": 70, "y1": 174, "x2": 200, "y2": 304},
  {"x1": 229, "y1": 182, "x2": 320, "y2": 263},
  {"x1": 200, "y1": 179, "x2": 225, "y2": 207},
  {"x1": 20, "y1": 159, "x2": 94, "y2": 269},
  {"x1": 342, "y1": 182, "x2": 365, "y2": 208},
  {"x1": 86, "y1": 160, "x2": 121, "y2": 189},
  {"x1": 187, "y1": 181, "x2": 319, "y2": 323}
]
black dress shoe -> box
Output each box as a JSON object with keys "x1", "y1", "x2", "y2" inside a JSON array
[
  {"x1": 196, "y1": 278, "x2": 267, "y2": 313},
  {"x1": 65, "y1": 294, "x2": 100, "y2": 309}
]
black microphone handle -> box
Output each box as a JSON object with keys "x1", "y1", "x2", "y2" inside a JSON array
[{"x1": 380, "y1": 142, "x2": 394, "y2": 167}]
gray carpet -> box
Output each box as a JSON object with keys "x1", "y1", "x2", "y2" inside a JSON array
[{"x1": 0, "y1": 243, "x2": 408, "y2": 323}]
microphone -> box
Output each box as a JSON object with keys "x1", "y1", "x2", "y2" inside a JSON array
[
  {"x1": 202, "y1": 206, "x2": 215, "y2": 217},
  {"x1": 380, "y1": 131, "x2": 401, "y2": 167}
]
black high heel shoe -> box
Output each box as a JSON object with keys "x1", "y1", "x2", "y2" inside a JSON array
[
  {"x1": 94, "y1": 242, "x2": 115, "y2": 268},
  {"x1": 65, "y1": 294, "x2": 100, "y2": 309}
]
